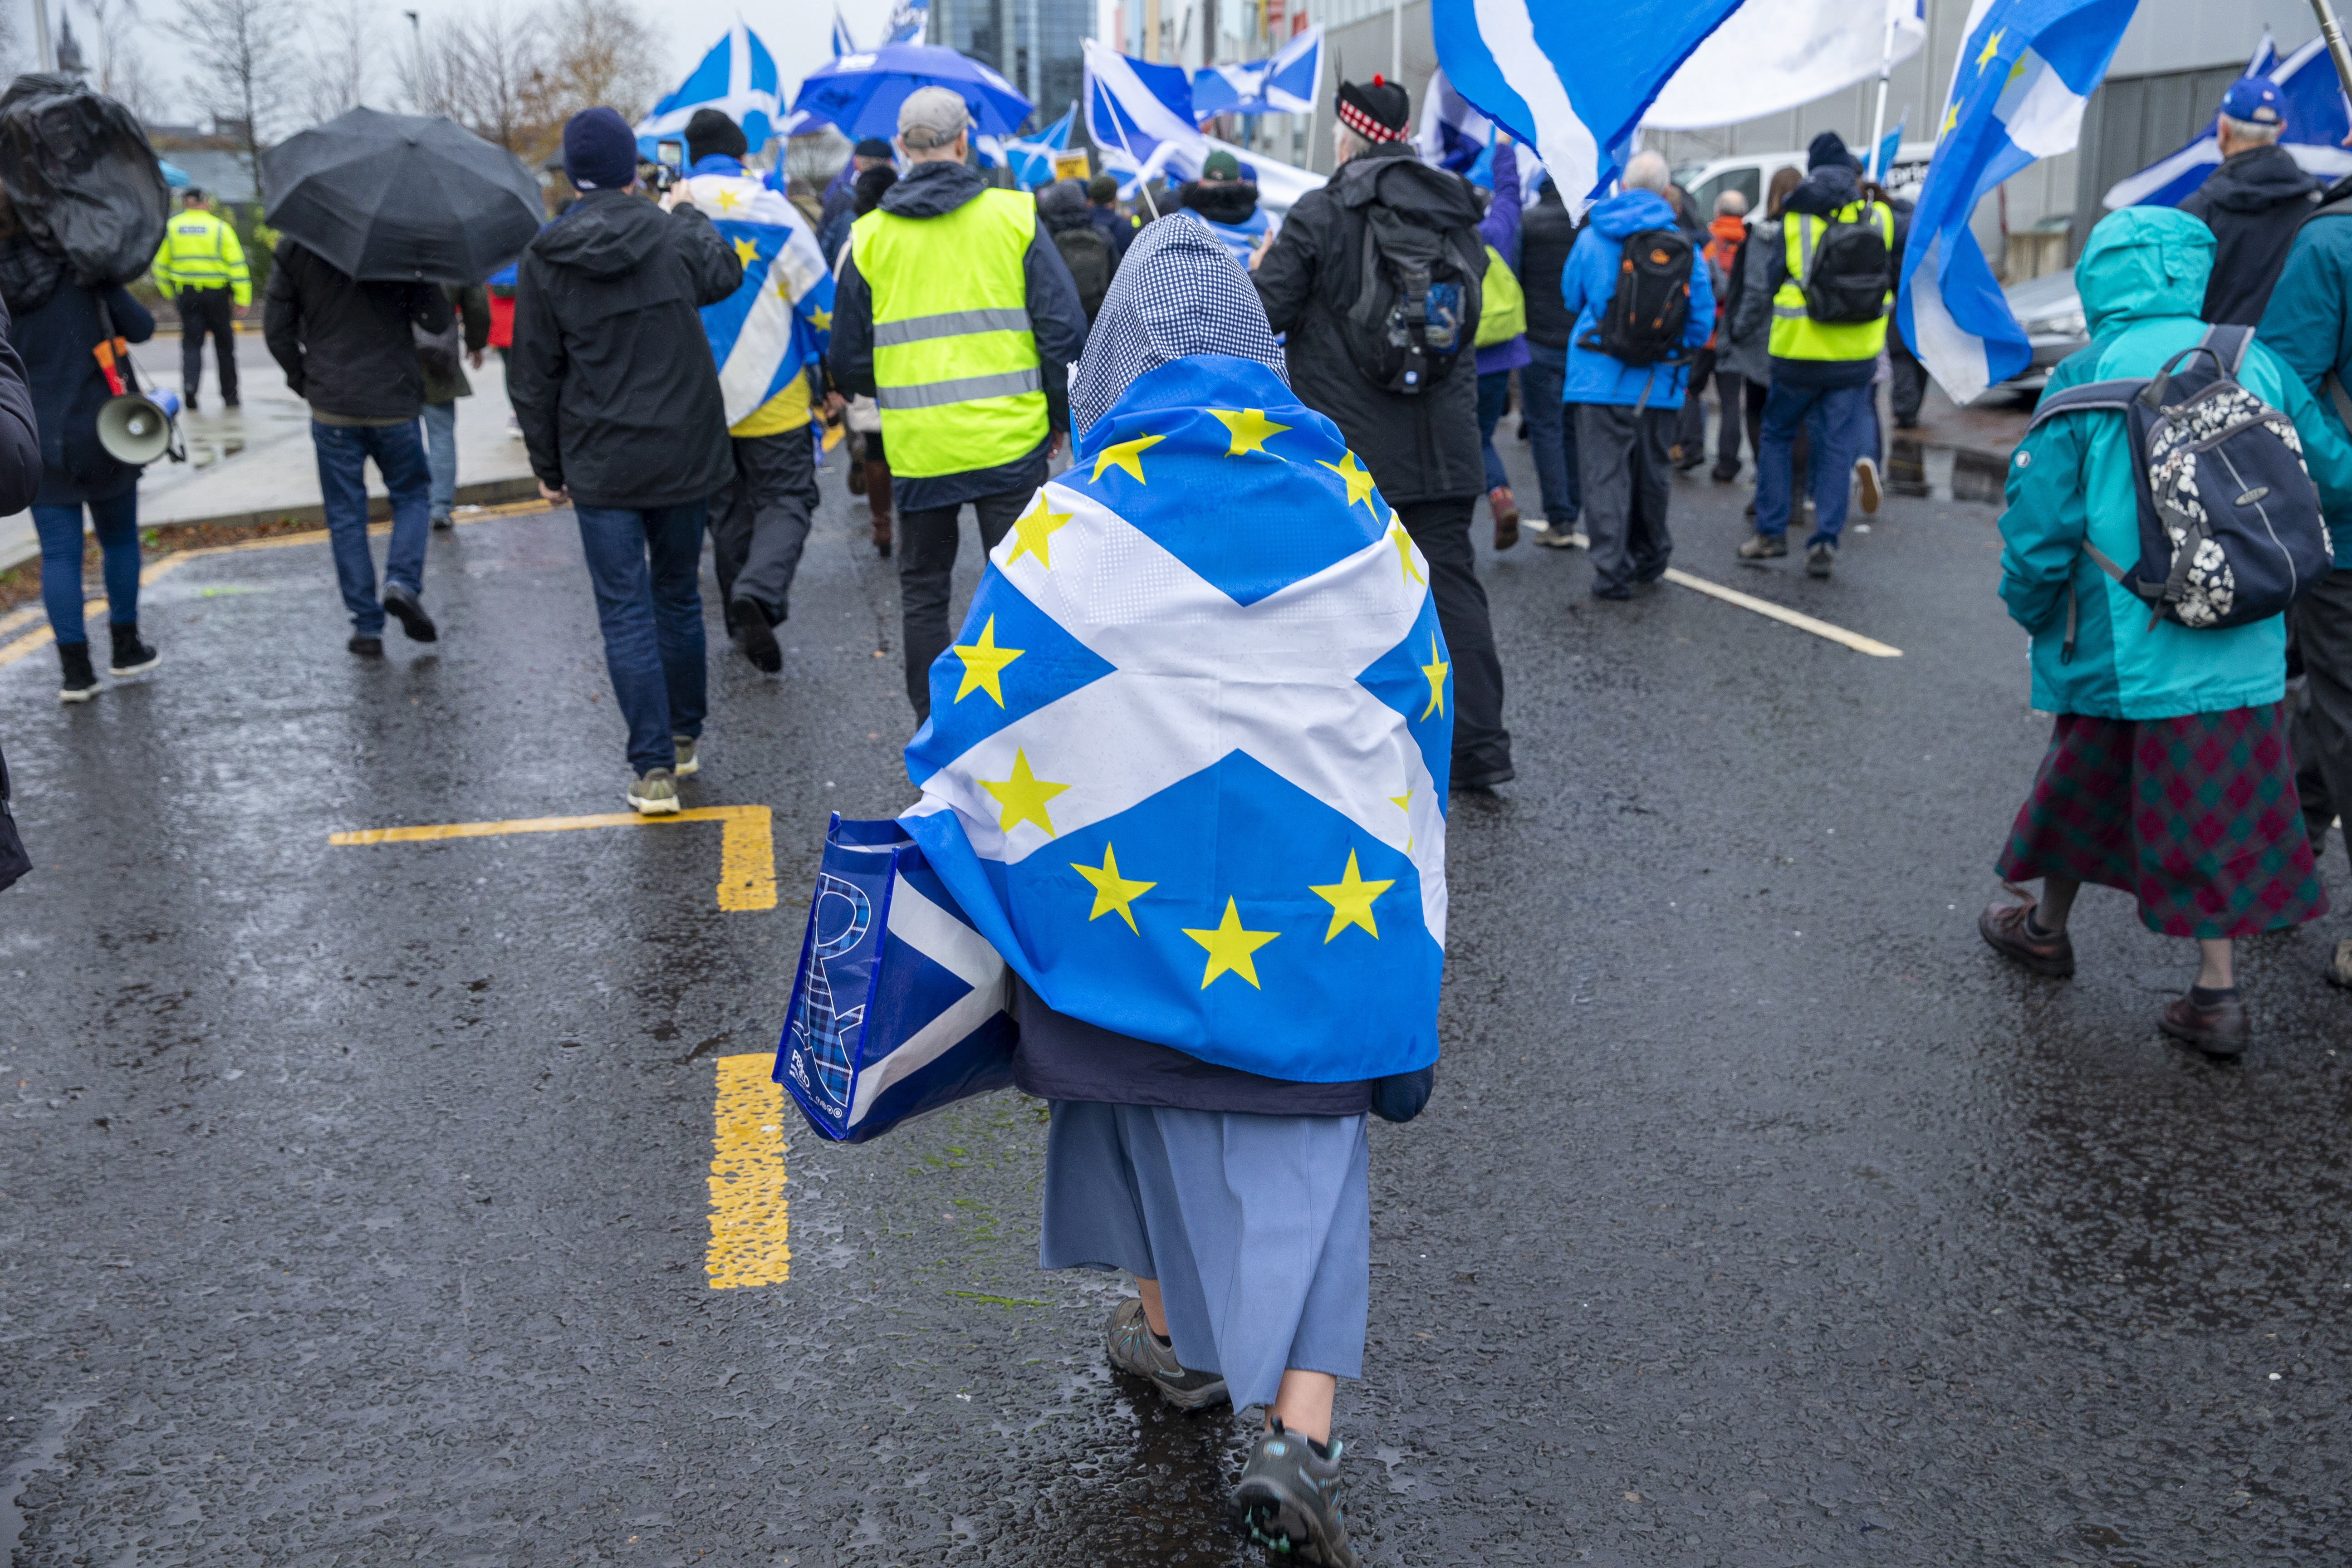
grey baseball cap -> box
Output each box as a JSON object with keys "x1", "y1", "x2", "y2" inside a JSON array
[{"x1": 898, "y1": 85, "x2": 971, "y2": 149}]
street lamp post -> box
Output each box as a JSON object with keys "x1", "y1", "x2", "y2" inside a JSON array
[{"x1": 406, "y1": 11, "x2": 424, "y2": 113}]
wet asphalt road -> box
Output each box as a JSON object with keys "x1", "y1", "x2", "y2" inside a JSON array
[{"x1": 5, "y1": 428, "x2": 2352, "y2": 1568}]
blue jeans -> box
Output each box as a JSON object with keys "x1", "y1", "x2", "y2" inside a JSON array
[
  {"x1": 1475, "y1": 370, "x2": 1512, "y2": 494},
  {"x1": 1754, "y1": 379, "x2": 1874, "y2": 549},
  {"x1": 312, "y1": 419, "x2": 431, "y2": 635},
  {"x1": 33, "y1": 491, "x2": 140, "y2": 645},
  {"x1": 421, "y1": 400, "x2": 458, "y2": 519},
  {"x1": 574, "y1": 502, "x2": 708, "y2": 774},
  {"x1": 1518, "y1": 342, "x2": 1581, "y2": 523}
]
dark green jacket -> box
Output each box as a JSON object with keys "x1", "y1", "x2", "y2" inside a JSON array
[{"x1": 420, "y1": 284, "x2": 491, "y2": 405}]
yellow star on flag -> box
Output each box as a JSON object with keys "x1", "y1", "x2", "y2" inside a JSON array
[
  {"x1": 1387, "y1": 519, "x2": 1425, "y2": 585},
  {"x1": 1183, "y1": 897, "x2": 1280, "y2": 990},
  {"x1": 951, "y1": 615, "x2": 1025, "y2": 706},
  {"x1": 1391, "y1": 788, "x2": 1414, "y2": 850},
  {"x1": 714, "y1": 185, "x2": 745, "y2": 213},
  {"x1": 1004, "y1": 493, "x2": 1074, "y2": 570},
  {"x1": 978, "y1": 749, "x2": 1069, "y2": 837},
  {"x1": 1091, "y1": 432, "x2": 1165, "y2": 483},
  {"x1": 1419, "y1": 634, "x2": 1449, "y2": 720},
  {"x1": 1976, "y1": 27, "x2": 2003, "y2": 69},
  {"x1": 805, "y1": 304, "x2": 833, "y2": 329},
  {"x1": 1070, "y1": 843, "x2": 1156, "y2": 933},
  {"x1": 1940, "y1": 102, "x2": 1959, "y2": 137},
  {"x1": 1210, "y1": 408, "x2": 1290, "y2": 456},
  {"x1": 1309, "y1": 849, "x2": 1394, "y2": 943},
  {"x1": 731, "y1": 235, "x2": 760, "y2": 267},
  {"x1": 1319, "y1": 449, "x2": 1378, "y2": 515}
]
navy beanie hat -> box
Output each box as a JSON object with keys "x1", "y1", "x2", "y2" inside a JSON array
[
  {"x1": 1807, "y1": 129, "x2": 1859, "y2": 173},
  {"x1": 564, "y1": 107, "x2": 639, "y2": 191}
]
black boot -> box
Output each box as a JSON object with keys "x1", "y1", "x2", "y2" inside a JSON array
[
  {"x1": 108, "y1": 621, "x2": 160, "y2": 677},
  {"x1": 57, "y1": 641, "x2": 99, "y2": 703}
]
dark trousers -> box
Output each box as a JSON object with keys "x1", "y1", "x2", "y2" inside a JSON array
[
  {"x1": 573, "y1": 502, "x2": 709, "y2": 774},
  {"x1": 1709, "y1": 369, "x2": 1749, "y2": 477},
  {"x1": 1519, "y1": 341, "x2": 1582, "y2": 523},
  {"x1": 1396, "y1": 497, "x2": 1512, "y2": 784},
  {"x1": 2293, "y1": 568, "x2": 2352, "y2": 857},
  {"x1": 1890, "y1": 340, "x2": 1929, "y2": 426},
  {"x1": 710, "y1": 427, "x2": 821, "y2": 625},
  {"x1": 1672, "y1": 348, "x2": 1717, "y2": 463},
  {"x1": 1756, "y1": 379, "x2": 1873, "y2": 548},
  {"x1": 178, "y1": 287, "x2": 237, "y2": 404},
  {"x1": 1573, "y1": 403, "x2": 1675, "y2": 595},
  {"x1": 311, "y1": 419, "x2": 430, "y2": 637},
  {"x1": 1475, "y1": 370, "x2": 1512, "y2": 493},
  {"x1": 900, "y1": 486, "x2": 1030, "y2": 720}
]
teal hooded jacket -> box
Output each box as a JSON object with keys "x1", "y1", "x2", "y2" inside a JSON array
[
  {"x1": 1997, "y1": 208, "x2": 2352, "y2": 720},
  {"x1": 2254, "y1": 191, "x2": 2352, "y2": 570}
]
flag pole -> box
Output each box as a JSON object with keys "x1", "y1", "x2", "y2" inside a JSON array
[
  {"x1": 1866, "y1": 0, "x2": 1899, "y2": 181},
  {"x1": 2312, "y1": 0, "x2": 2352, "y2": 102},
  {"x1": 1101, "y1": 76, "x2": 1163, "y2": 219}
]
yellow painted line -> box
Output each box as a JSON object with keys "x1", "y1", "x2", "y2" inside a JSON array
[
  {"x1": 706, "y1": 1053, "x2": 790, "y2": 1289},
  {"x1": 1661, "y1": 568, "x2": 1903, "y2": 658},
  {"x1": 329, "y1": 804, "x2": 778, "y2": 911}
]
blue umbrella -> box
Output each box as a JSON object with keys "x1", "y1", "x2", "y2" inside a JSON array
[
  {"x1": 790, "y1": 44, "x2": 1034, "y2": 140},
  {"x1": 158, "y1": 158, "x2": 191, "y2": 188}
]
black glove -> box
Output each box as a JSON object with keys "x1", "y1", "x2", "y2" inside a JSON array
[{"x1": 1369, "y1": 1064, "x2": 1434, "y2": 1123}]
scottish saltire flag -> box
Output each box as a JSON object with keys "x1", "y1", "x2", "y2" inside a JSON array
[
  {"x1": 1431, "y1": 0, "x2": 1743, "y2": 213},
  {"x1": 1191, "y1": 25, "x2": 1323, "y2": 122},
  {"x1": 1897, "y1": 0, "x2": 2139, "y2": 405},
  {"x1": 675, "y1": 170, "x2": 834, "y2": 426},
  {"x1": 1645, "y1": 0, "x2": 1927, "y2": 131},
  {"x1": 2104, "y1": 36, "x2": 2352, "y2": 211},
  {"x1": 1084, "y1": 38, "x2": 1198, "y2": 191},
  {"x1": 830, "y1": 8, "x2": 858, "y2": 56},
  {"x1": 984, "y1": 104, "x2": 1074, "y2": 189},
  {"x1": 898, "y1": 356, "x2": 1451, "y2": 1081},
  {"x1": 887, "y1": 1, "x2": 931, "y2": 44},
  {"x1": 1875, "y1": 110, "x2": 1909, "y2": 181},
  {"x1": 636, "y1": 23, "x2": 784, "y2": 157}
]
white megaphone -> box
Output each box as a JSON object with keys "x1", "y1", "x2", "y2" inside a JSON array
[{"x1": 97, "y1": 387, "x2": 182, "y2": 466}]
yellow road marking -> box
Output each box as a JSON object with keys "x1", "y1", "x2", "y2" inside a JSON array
[
  {"x1": 329, "y1": 804, "x2": 777, "y2": 911},
  {"x1": 706, "y1": 1053, "x2": 790, "y2": 1289},
  {"x1": 0, "y1": 504, "x2": 556, "y2": 668},
  {"x1": 1661, "y1": 568, "x2": 1903, "y2": 658}
]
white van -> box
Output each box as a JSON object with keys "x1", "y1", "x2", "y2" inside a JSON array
[{"x1": 1670, "y1": 141, "x2": 1936, "y2": 214}]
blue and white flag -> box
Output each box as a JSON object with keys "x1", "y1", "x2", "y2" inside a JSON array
[
  {"x1": 1898, "y1": 0, "x2": 2140, "y2": 405},
  {"x1": 1191, "y1": 25, "x2": 1322, "y2": 122},
  {"x1": 1874, "y1": 110, "x2": 1909, "y2": 181},
  {"x1": 1416, "y1": 66, "x2": 1544, "y2": 196},
  {"x1": 991, "y1": 103, "x2": 1075, "y2": 190},
  {"x1": 637, "y1": 22, "x2": 784, "y2": 157},
  {"x1": 1431, "y1": 0, "x2": 1744, "y2": 214},
  {"x1": 898, "y1": 355, "x2": 1451, "y2": 1081},
  {"x1": 830, "y1": 8, "x2": 858, "y2": 57},
  {"x1": 673, "y1": 169, "x2": 835, "y2": 426},
  {"x1": 1083, "y1": 37, "x2": 1198, "y2": 188},
  {"x1": 887, "y1": 0, "x2": 930, "y2": 44},
  {"x1": 2103, "y1": 35, "x2": 2352, "y2": 211},
  {"x1": 1645, "y1": 0, "x2": 1927, "y2": 131}
]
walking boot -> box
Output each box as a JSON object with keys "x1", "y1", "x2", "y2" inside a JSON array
[
  {"x1": 1736, "y1": 531, "x2": 1788, "y2": 561},
  {"x1": 2327, "y1": 937, "x2": 2352, "y2": 990},
  {"x1": 108, "y1": 621, "x2": 160, "y2": 677},
  {"x1": 1978, "y1": 899, "x2": 2075, "y2": 978},
  {"x1": 1489, "y1": 485, "x2": 1520, "y2": 550},
  {"x1": 1102, "y1": 1298, "x2": 1229, "y2": 1411},
  {"x1": 846, "y1": 444, "x2": 867, "y2": 496},
  {"x1": 1231, "y1": 1419, "x2": 1357, "y2": 1567},
  {"x1": 57, "y1": 641, "x2": 99, "y2": 704},
  {"x1": 866, "y1": 460, "x2": 893, "y2": 558},
  {"x1": 2160, "y1": 990, "x2": 2248, "y2": 1058},
  {"x1": 734, "y1": 598, "x2": 783, "y2": 674}
]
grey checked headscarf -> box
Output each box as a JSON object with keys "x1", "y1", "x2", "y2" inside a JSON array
[{"x1": 1068, "y1": 214, "x2": 1289, "y2": 436}]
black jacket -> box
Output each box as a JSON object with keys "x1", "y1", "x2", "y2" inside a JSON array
[
  {"x1": 2180, "y1": 144, "x2": 2320, "y2": 327},
  {"x1": 263, "y1": 242, "x2": 452, "y2": 421},
  {"x1": 827, "y1": 160, "x2": 1090, "y2": 513},
  {"x1": 508, "y1": 189, "x2": 742, "y2": 511},
  {"x1": 1519, "y1": 179, "x2": 1579, "y2": 350},
  {"x1": 9, "y1": 277, "x2": 148, "y2": 506},
  {"x1": 1251, "y1": 142, "x2": 1486, "y2": 506}
]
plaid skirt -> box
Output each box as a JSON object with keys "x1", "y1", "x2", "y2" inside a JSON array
[{"x1": 1996, "y1": 704, "x2": 2329, "y2": 939}]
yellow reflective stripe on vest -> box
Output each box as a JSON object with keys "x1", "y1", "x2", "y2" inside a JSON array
[
  {"x1": 854, "y1": 189, "x2": 1046, "y2": 479},
  {"x1": 1769, "y1": 201, "x2": 1893, "y2": 362}
]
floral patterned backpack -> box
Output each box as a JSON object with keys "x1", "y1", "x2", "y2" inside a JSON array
[{"x1": 2027, "y1": 324, "x2": 2333, "y2": 662}]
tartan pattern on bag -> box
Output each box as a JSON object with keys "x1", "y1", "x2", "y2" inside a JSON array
[{"x1": 1996, "y1": 704, "x2": 2328, "y2": 939}]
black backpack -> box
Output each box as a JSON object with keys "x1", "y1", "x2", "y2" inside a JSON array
[
  {"x1": 1578, "y1": 228, "x2": 1692, "y2": 367},
  {"x1": 1052, "y1": 225, "x2": 1113, "y2": 324},
  {"x1": 2027, "y1": 325, "x2": 2334, "y2": 661},
  {"x1": 1801, "y1": 208, "x2": 1891, "y2": 324},
  {"x1": 1331, "y1": 159, "x2": 1485, "y2": 396},
  {"x1": 0, "y1": 735, "x2": 29, "y2": 895}
]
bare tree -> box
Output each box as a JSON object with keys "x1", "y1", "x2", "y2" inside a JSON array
[
  {"x1": 82, "y1": 0, "x2": 161, "y2": 121},
  {"x1": 302, "y1": 0, "x2": 373, "y2": 125},
  {"x1": 172, "y1": 0, "x2": 294, "y2": 197},
  {"x1": 534, "y1": 0, "x2": 663, "y2": 124}
]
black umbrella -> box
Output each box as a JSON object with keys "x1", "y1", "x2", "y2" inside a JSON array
[{"x1": 261, "y1": 108, "x2": 542, "y2": 284}]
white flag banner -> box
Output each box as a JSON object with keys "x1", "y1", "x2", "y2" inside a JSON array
[{"x1": 1645, "y1": 0, "x2": 1926, "y2": 131}]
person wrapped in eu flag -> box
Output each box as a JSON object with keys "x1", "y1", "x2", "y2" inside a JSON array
[{"x1": 900, "y1": 217, "x2": 1450, "y2": 1565}]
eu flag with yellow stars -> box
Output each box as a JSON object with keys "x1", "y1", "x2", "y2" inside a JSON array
[
  {"x1": 899, "y1": 353, "x2": 1451, "y2": 1083},
  {"x1": 673, "y1": 170, "x2": 835, "y2": 426}
]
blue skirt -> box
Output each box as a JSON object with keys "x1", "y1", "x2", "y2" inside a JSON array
[{"x1": 1039, "y1": 1101, "x2": 1370, "y2": 1409}]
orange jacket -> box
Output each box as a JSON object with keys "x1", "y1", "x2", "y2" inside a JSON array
[{"x1": 1700, "y1": 214, "x2": 1748, "y2": 348}]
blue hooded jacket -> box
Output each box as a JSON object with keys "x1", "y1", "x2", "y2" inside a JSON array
[{"x1": 1556, "y1": 188, "x2": 1714, "y2": 409}]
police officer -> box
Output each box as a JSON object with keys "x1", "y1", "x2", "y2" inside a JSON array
[
  {"x1": 827, "y1": 86, "x2": 1088, "y2": 722},
  {"x1": 151, "y1": 188, "x2": 250, "y2": 412},
  {"x1": 1735, "y1": 131, "x2": 1894, "y2": 578}
]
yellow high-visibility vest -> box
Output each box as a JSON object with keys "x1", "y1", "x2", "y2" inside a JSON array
[
  {"x1": 852, "y1": 189, "x2": 1045, "y2": 478},
  {"x1": 1768, "y1": 200, "x2": 1894, "y2": 363},
  {"x1": 151, "y1": 209, "x2": 251, "y2": 306}
]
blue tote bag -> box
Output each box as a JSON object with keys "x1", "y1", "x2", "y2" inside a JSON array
[{"x1": 774, "y1": 816, "x2": 1017, "y2": 1142}]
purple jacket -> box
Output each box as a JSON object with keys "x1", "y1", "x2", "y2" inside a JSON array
[{"x1": 1473, "y1": 145, "x2": 1529, "y2": 375}]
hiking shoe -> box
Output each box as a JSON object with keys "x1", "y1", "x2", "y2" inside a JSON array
[
  {"x1": 183, "y1": 391, "x2": 200, "y2": 413},
  {"x1": 108, "y1": 622, "x2": 160, "y2": 677},
  {"x1": 382, "y1": 583, "x2": 438, "y2": 643},
  {"x1": 1736, "y1": 531, "x2": 1787, "y2": 561},
  {"x1": 1711, "y1": 463, "x2": 1742, "y2": 483},
  {"x1": 1978, "y1": 900, "x2": 2075, "y2": 979},
  {"x1": 1806, "y1": 542, "x2": 1836, "y2": 578},
  {"x1": 430, "y1": 512, "x2": 453, "y2": 531},
  {"x1": 2328, "y1": 937, "x2": 2352, "y2": 990},
  {"x1": 1855, "y1": 455, "x2": 1882, "y2": 515},
  {"x1": 2160, "y1": 993, "x2": 2249, "y2": 1058},
  {"x1": 348, "y1": 634, "x2": 383, "y2": 658},
  {"x1": 57, "y1": 641, "x2": 99, "y2": 703},
  {"x1": 1231, "y1": 1420, "x2": 1357, "y2": 1567},
  {"x1": 1102, "y1": 1298, "x2": 1229, "y2": 1411},
  {"x1": 671, "y1": 735, "x2": 700, "y2": 778},
  {"x1": 1489, "y1": 486, "x2": 1520, "y2": 550},
  {"x1": 1531, "y1": 519, "x2": 1584, "y2": 549},
  {"x1": 627, "y1": 768, "x2": 681, "y2": 816},
  {"x1": 734, "y1": 598, "x2": 782, "y2": 673}
]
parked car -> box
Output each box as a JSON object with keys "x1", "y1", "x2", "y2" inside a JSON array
[
  {"x1": 1670, "y1": 141, "x2": 1936, "y2": 216},
  {"x1": 1994, "y1": 269, "x2": 2090, "y2": 397}
]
